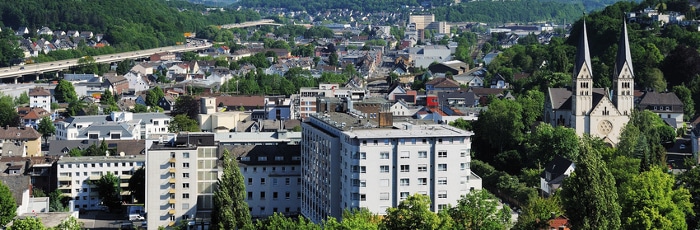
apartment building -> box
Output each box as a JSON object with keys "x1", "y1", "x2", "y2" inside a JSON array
[
  {"x1": 222, "y1": 143, "x2": 302, "y2": 218},
  {"x1": 55, "y1": 111, "x2": 170, "y2": 140},
  {"x1": 297, "y1": 84, "x2": 367, "y2": 119},
  {"x1": 301, "y1": 108, "x2": 481, "y2": 223},
  {"x1": 28, "y1": 86, "x2": 52, "y2": 113},
  {"x1": 0, "y1": 126, "x2": 42, "y2": 157},
  {"x1": 56, "y1": 155, "x2": 144, "y2": 211},
  {"x1": 409, "y1": 14, "x2": 435, "y2": 30},
  {"x1": 145, "y1": 133, "x2": 219, "y2": 228}
]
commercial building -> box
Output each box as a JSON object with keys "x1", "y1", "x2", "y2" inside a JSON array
[{"x1": 301, "y1": 103, "x2": 481, "y2": 223}]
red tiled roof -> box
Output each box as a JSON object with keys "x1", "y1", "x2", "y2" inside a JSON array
[{"x1": 28, "y1": 87, "x2": 51, "y2": 96}]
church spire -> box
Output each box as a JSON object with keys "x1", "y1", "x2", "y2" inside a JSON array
[
  {"x1": 573, "y1": 19, "x2": 593, "y2": 78},
  {"x1": 615, "y1": 19, "x2": 634, "y2": 78}
]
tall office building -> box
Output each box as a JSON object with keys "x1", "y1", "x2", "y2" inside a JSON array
[
  {"x1": 409, "y1": 14, "x2": 435, "y2": 30},
  {"x1": 301, "y1": 105, "x2": 481, "y2": 223}
]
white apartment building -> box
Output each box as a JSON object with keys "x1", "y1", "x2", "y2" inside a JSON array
[
  {"x1": 301, "y1": 111, "x2": 482, "y2": 223},
  {"x1": 55, "y1": 111, "x2": 170, "y2": 140},
  {"x1": 145, "y1": 133, "x2": 219, "y2": 228},
  {"x1": 56, "y1": 155, "x2": 145, "y2": 211},
  {"x1": 223, "y1": 144, "x2": 302, "y2": 218},
  {"x1": 28, "y1": 86, "x2": 52, "y2": 113},
  {"x1": 297, "y1": 84, "x2": 367, "y2": 119}
]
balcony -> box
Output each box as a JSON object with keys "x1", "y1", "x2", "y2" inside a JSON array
[
  {"x1": 169, "y1": 158, "x2": 176, "y2": 163},
  {"x1": 58, "y1": 184, "x2": 72, "y2": 189},
  {"x1": 58, "y1": 176, "x2": 71, "y2": 181},
  {"x1": 120, "y1": 191, "x2": 131, "y2": 196},
  {"x1": 168, "y1": 199, "x2": 176, "y2": 204},
  {"x1": 169, "y1": 188, "x2": 176, "y2": 194},
  {"x1": 168, "y1": 168, "x2": 176, "y2": 173},
  {"x1": 119, "y1": 183, "x2": 129, "y2": 188},
  {"x1": 89, "y1": 175, "x2": 101, "y2": 180},
  {"x1": 168, "y1": 209, "x2": 176, "y2": 215},
  {"x1": 120, "y1": 175, "x2": 132, "y2": 180},
  {"x1": 168, "y1": 178, "x2": 176, "y2": 184}
]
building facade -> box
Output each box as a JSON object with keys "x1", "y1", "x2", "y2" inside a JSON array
[
  {"x1": 28, "y1": 86, "x2": 52, "y2": 113},
  {"x1": 544, "y1": 21, "x2": 634, "y2": 145},
  {"x1": 301, "y1": 110, "x2": 481, "y2": 223},
  {"x1": 55, "y1": 112, "x2": 170, "y2": 140},
  {"x1": 56, "y1": 156, "x2": 144, "y2": 210}
]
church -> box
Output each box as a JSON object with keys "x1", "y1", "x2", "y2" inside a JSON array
[{"x1": 544, "y1": 21, "x2": 634, "y2": 145}]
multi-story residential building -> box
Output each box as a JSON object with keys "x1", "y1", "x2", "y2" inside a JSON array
[
  {"x1": 0, "y1": 126, "x2": 42, "y2": 157},
  {"x1": 408, "y1": 14, "x2": 435, "y2": 30},
  {"x1": 301, "y1": 106, "x2": 482, "y2": 223},
  {"x1": 297, "y1": 84, "x2": 367, "y2": 119},
  {"x1": 56, "y1": 155, "x2": 144, "y2": 211},
  {"x1": 215, "y1": 131, "x2": 301, "y2": 146},
  {"x1": 222, "y1": 143, "x2": 302, "y2": 218},
  {"x1": 28, "y1": 86, "x2": 52, "y2": 113},
  {"x1": 54, "y1": 111, "x2": 170, "y2": 140},
  {"x1": 145, "y1": 133, "x2": 219, "y2": 228}
]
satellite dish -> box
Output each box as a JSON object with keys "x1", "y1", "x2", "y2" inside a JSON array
[{"x1": 119, "y1": 152, "x2": 125, "y2": 157}]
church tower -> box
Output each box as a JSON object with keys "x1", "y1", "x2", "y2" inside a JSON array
[
  {"x1": 614, "y1": 20, "x2": 635, "y2": 116},
  {"x1": 571, "y1": 21, "x2": 593, "y2": 134}
]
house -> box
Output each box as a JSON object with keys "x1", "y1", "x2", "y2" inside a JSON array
[
  {"x1": 28, "y1": 86, "x2": 52, "y2": 113},
  {"x1": 386, "y1": 84, "x2": 407, "y2": 101},
  {"x1": 453, "y1": 73, "x2": 484, "y2": 88},
  {"x1": 47, "y1": 139, "x2": 145, "y2": 157},
  {"x1": 0, "y1": 126, "x2": 42, "y2": 157},
  {"x1": 130, "y1": 62, "x2": 159, "y2": 75},
  {"x1": 540, "y1": 156, "x2": 575, "y2": 196},
  {"x1": 103, "y1": 74, "x2": 129, "y2": 95},
  {"x1": 157, "y1": 95, "x2": 176, "y2": 111},
  {"x1": 490, "y1": 74, "x2": 509, "y2": 89},
  {"x1": 425, "y1": 77, "x2": 460, "y2": 92},
  {"x1": 123, "y1": 71, "x2": 150, "y2": 93},
  {"x1": 15, "y1": 27, "x2": 29, "y2": 36},
  {"x1": 36, "y1": 27, "x2": 53, "y2": 36},
  {"x1": 53, "y1": 111, "x2": 170, "y2": 140},
  {"x1": 636, "y1": 91, "x2": 684, "y2": 129},
  {"x1": 17, "y1": 107, "x2": 51, "y2": 129},
  {"x1": 438, "y1": 90, "x2": 477, "y2": 108},
  {"x1": 428, "y1": 60, "x2": 469, "y2": 76},
  {"x1": 150, "y1": 52, "x2": 176, "y2": 62}
]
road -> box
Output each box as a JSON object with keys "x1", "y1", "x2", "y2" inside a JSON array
[
  {"x1": 0, "y1": 43, "x2": 212, "y2": 82},
  {"x1": 220, "y1": 19, "x2": 282, "y2": 29}
]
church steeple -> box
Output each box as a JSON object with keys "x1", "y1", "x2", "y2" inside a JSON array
[
  {"x1": 571, "y1": 20, "x2": 593, "y2": 119},
  {"x1": 573, "y1": 20, "x2": 593, "y2": 78},
  {"x1": 614, "y1": 19, "x2": 634, "y2": 116}
]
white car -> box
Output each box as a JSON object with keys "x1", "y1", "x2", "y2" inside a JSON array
[{"x1": 129, "y1": 215, "x2": 145, "y2": 221}]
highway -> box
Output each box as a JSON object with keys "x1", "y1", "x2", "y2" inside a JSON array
[
  {"x1": 0, "y1": 43, "x2": 212, "y2": 82},
  {"x1": 220, "y1": 19, "x2": 282, "y2": 29}
]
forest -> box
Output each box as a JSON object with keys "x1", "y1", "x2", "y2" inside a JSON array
[
  {"x1": 236, "y1": 0, "x2": 454, "y2": 13},
  {"x1": 432, "y1": 0, "x2": 586, "y2": 23}
]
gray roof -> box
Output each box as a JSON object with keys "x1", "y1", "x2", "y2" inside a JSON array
[
  {"x1": 47, "y1": 139, "x2": 146, "y2": 156},
  {"x1": 615, "y1": 20, "x2": 634, "y2": 78},
  {"x1": 60, "y1": 113, "x2": 170, "y2": 126},
  {"x1": 0, "y1": 176, "x2": 29, "y2": 206},
  {"x1": 637, "y1": 91, "x2": 684, "y2": 113},
  {"x1": 221, "y1": 144, "x2": 301, "y2": 166},
  {"x1": 76, "y1": 123, "x2": 135, "y2": 139},
  {"x1": 548, "y1": 87, "x2": 607, "y2": 111}
]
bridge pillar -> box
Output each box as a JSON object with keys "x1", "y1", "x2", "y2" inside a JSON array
[
  {"x1": 35, "y1": 74, "x2": 40, "y2": 82},
  {"x1": 13, "y1": 77, "x2": 18, "y2": 84}
]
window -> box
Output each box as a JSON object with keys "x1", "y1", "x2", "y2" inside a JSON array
[
  {"x1": 411, "y1": 138, "x2": 416, "y2": 144},
  {"x1": 380, "y1": 152, "x2": 389, "y2": 159},
  {"x1": 285, "y1": 192, "x2": 290, "y2": 200},
  {"x1": 352, "y1": 193, "x2": 360, "y2": 201},
  {"x1": 247, "y1": 192, "x2": 252, "y2": 200},
  {"x1": 182, "y1": 193, "x2": 190, "y2": 199},
  {"x1": 360, "y1": 166, "x2": 366, "y2": 173},
  {"x1": 360, "y1": 180, "x2": 366, "y2": 187},
  {"x1": 248, "y1": 178, "x2": 253, "y2": 185},
  {"x1": 182, "y1": 173, "x2": 190, "y2": 178},
  {"x1": 461, "y1": 176, "x2": 469, "y2": 185},
  {"x1": 422, "y1": 139, "x2": 427, "y2": 144},
  {"x1": 285, "y1": 178, "x2": 290, "y2": 185},
  {"x1": 418, "y1": 178, "x2": 427, "y2": 185},
  {"x1": 275, "y1": 156, "x2": 284, "y2": 161},
  {"x1": 352, "y1": 179, "x2": 360, "y2": 187},
  {"x1": 273, "y1": 192, "x2": 278, "y2": 200},
  {"x1": 400, "y1": 151, "x2": 410, "y2": 159},
  {"x1": 183, "y1": 152, "x2": 190, "y2": 158},
  {"x1": 461, "y1": 163, "x2": 470, "y2": 170},
  {"x1": 380, "y1": 165, "x2": 390, "y2": 173},
  {"x1": 260, "y1": 178, "x2": 265, "y2": 185},
  {"x1": 360, "y1": 194, "x2": 366, "y2": 201},
  {"x1": 380, "y1": 193, "x2": 390, "y2": 200},
  {"x1": 260, "y1": 192, "x2": 266, "y2": 200},
  {"x1": 400, "y1": 178, "x2": 410, "y2": 186},
  {"x1": 352, "y1": 165, "x2": 360, "y2": 173},
  {"x1": 438, "y1": 204, "x2": 448, "y2": 211},
  {"x1": 438, "y1": 177, "x2": 447, "y2": 185},
  {"x1": 400, "y1": 192, "x2": 409, "y2": 200},
  {"x1": 460, "y1": 150, "x2": 467, "y2": 157},
  {"x1": 438, "y1": 191, "x2": 447, "y2": 199},
  {"x1": 373, "y1": 140, "x2": 378, "y2": 145},
  {"x1": 438, "y1": 151, "x2": 447, "y2": 158},
  {"x1": 360, "y1": 152, "x2": 366, "y2": 159},
  {"x1": 273, "y1": 178, "x2": 278, "y2": 185},
  {"x1": 418, "y1": 151, "x2": 427, "y2": 158},
  {"x1": 183, "y1": 183, "x2": 190, "y2": 189},
  {"x1": 384, "y1": 139, "x2": 389, "y2": 145},
  {"x1": 438, "y1": 164, "x2": 447, "y2": 171},
  {"x1": 400, "y1": 165, "x2": 410, "y2": 172},
  {"x1": 418, "y1": 164, "x2": 427, "y2": 172},
  {"x1": 182, "y1": 163, "x2": 189, "y2": 168}
]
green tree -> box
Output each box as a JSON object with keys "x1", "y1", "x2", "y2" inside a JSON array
[
  {"x1": 146, "y1": 86, "x2": 165, "y2": 107},
  {"x1": 94, "y1": 172, "x2": 121, "y2": 210},
  {"x1": 672, "y1": 85, "x2": 695, "y2": 120},
  {"x1": 448, "y1": 118, "x2": 473, "y2": 131},
  {"x1": 0, "y1": 93, "x2": 19, "y2": 127},
  {"x1": 472, "y1": 98, "x2": 524, "y2": 164},
  {"x1": 48, "y1": 189, "x2": 68, "y2": 212},
  {"x1": 382, "y1": 194, "x2": 440, "y2": 230},
  {"x1": 7, "y1": 217, "x2": 46, "y2": 230},
  {"x1": 54, "y1": 80, "x2": 78, "y2": 103},
  {"x1": 525, "y1": 123, "x2": 580, "y2": 168},
  {"x1": 181, "y1": 52, "x2": 198, "y2": 62},
  {"x1": 37, "y1": 116, "x2": 55, "y2": 144},
  {"x1": 53, "y1": 216, "x2": 83, "y2": 230},
  {"x1": 14, "y1": 92, "x2": 29, "y2": 105},
  {"x1": 514, "y1": 196, "x2": 564, "y2": 230},
  {"x1": 168, "y1": 114, "x2": 199, "y2": 133},
  {"x1": 0, "y1": 30, "x2": 23, "y2": 67},
  {"x1": 620, "y1": 167, "x2": 693, "y2": 230},
  {"x1": 324, "y1": 209, "x2": 380, "y2": 230},
  {"x1": 328, "y1": 51, "x2": 338, "y2": 66},
  {"x1": 171, "y1": 95, "x2": 199, "y2": 119},
  {"x1": 116, "y1": 59, "x2": 134, "y2": 75},
  {"x1": 678, "y1": 166, "x2": 700, "y2": 228},
  {"x1": 130, "y1": 104, "x2": 148, "y2": 113},
  {"x1": 128, "y1": 168, "x2": 145, "y2": 203},
  {"x1": 0, "y1": 182, "x2": 17, "y2": 226},
  {"x1": 561, "y1": 137, "x2": 621, "y2": 230},
  {"x1": 448, "y1": 189, "x2": 511, "y2": 230},
  {"x1": 211, "y1": 149, "x2": 251, "y2": 230}
]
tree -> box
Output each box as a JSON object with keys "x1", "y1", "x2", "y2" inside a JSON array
[
  {"x1": 678, "y1": 166, "x2": 700, "y2": 228},
  {"x1": 448, "y1": 189, "x2": 511, "y2": 230},
  {"x1": 181, "y1": 51, "x2": 198, "y2": 62},
  {"x1": 514, "y1": 196, "x2": 564, "y2": 230},
  {"x1": 94, "y1": 172, "x2": 121, "y2": 210},
  {"x1": 472, "y1": 98, "x2": 525, "y2": 164},
  {"x1": 672, "y1": 85, "x2": 695, "y2": 120},
  {"x1": 168, "y1": 114, "x2": 199, "y2": 133},
  {"x1": 171, "y1": 95, "x2": 199, "y2": 119},
  {"x1": 561, "y1": 137, "x2": 621, "y2": 230},
  {"x1": 54, "y1": 80, "x2": 78, "y2": 103},
  {"x1": 620, "y1": 167, "x2": 693, "y2": 230},
  {"x1": 128, "y1": 168, "x2": 145, "y2": 203},
  {"x1": 116, "y1": 59, "x2": 134, "y2": 75},
  {"x1": 0, "y1": 182, "x2": 16, "y2": 226},
  {"x1": 0, "y1": 94, "x2": 19, "y2": 127},
  {"x1": 211, "y1": 149, "x2": 251, "y2": 230},
  {"x1": 448, "y1": 118, "x2": 473, "y2": 131},
  {"x1": 37, "y1": 116, "x2": 55, "y2": 144},
  {"x1": 328, "y1": 51, "x2": 338, "y2": 66},
  {"x1": 525, "y1": 123, "x2": 580, "y2": 168},
  {"x1": 145, "y1": 86, "x2": 164, "y2": 107},
  {"x1": 0, "y1": 30, "x2": 23, "y2": 68},
  {"x1": 14, "y1": 92, "x2": 29, "y2": 105},
  {"x1": 382, "y1": 194, "x2": 440, "y2": 230},
  {"x1": 7, "y1": 217, "x2": 45, "y2": 230},
  {"x1": 49, "y1": 189, "x2": 69, "y2": 212},
  {"x1": 324, "y1": 209, "x2": 380, "y2": 230},
  {"x1": 53, "y1": 217, "x2": 83, "y2": 230}
]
